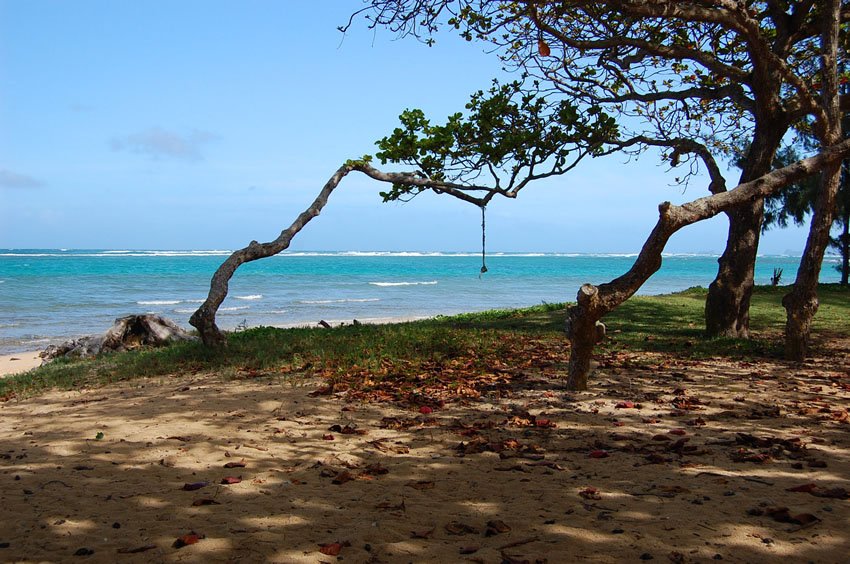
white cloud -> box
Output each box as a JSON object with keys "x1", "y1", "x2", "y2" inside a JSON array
[
  {"x1": 110, "y1": 127, "x2": 218, "y2": 161},
  {"x1": 0, "y1": 168, "x2": 43, "y2": 188}
]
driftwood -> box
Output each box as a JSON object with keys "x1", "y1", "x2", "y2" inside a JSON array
[{"x1": 41, "y1": 314, "x2": 195, "y2": 361}]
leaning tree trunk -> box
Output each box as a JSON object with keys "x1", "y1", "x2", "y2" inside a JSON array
[
  {"x1": 565, "y1": 139, "x2": 850, "y2": 389},
  {"x1": 782, "y1": 0, "x2": 843, "y2": 362},
  {"x1": 705, "y1": 127, "x2": 784, "y2": 338},
  {"x1": 190, "y1": 164, "x2": 354, "y2": 346},
  {"x1": 783, "y1": 160, "x2": 842, "y2": 360},
  {"x1": 190, "y1": 158, "x2": 499, "y2": 346},
  {"x1": 840, "y1": 216, "x2": 850, "y2": 286}
]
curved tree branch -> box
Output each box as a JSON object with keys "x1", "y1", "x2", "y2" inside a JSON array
[
  {"x1": 565, "y1": 136, "x2": 850, "y2": 389},
  {"x1": 190, "y1": 163, "x2": 355, "y2": 345}
]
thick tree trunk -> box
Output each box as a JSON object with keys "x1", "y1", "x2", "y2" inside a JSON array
[
  {"x1": 841, "y1": 216, "x2": 849, "y2": 285},
  {"x1": 783, "y1": 161, "x2": 842, "y2": 360},
  {"x1": 564, "y1": 139, "x2": 850, "y2": 389},
  {"x1": 706, "y1": 127, "x2": 783, "y2": 338},
  {"x1": 705, "y1": 199, "x2": 762, "y2": 337},
  {"x1": 190, "y1": 164, "x2": 353, "y2": 346},
  {"x1": 782, "y1": 0, "x2": 842, "y2": 362}
]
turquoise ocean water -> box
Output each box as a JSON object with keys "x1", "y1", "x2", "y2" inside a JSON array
[{"x1": 0, "y1": 249, "x2": 841, "y2": 354}]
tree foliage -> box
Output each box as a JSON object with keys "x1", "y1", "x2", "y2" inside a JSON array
[
  {"x1": 356, "y1": 1, "x2": 846, "y2": 181},
  {"x1": 374, "y1": 80, "x2": 618, "y2": 204}
]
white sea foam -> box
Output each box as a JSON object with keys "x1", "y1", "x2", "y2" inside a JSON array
[
  {"x1": 220, "y1": 306, "x2": 251, "y2": 312},
  {"x1": 137, "y1": 300, "x2": 181, "y2": 305},
  {"x1": 235, "y1": 294, "x2": 263, "y2": 300},
  {"x1": 369, "y1": 281, "x2": 438, "y2": 287},
  {"x1": 173, "y1": 308, "x2": 196, "y2": 314},
  {"x1": 299, "y1": 298, "x2": 380, "y2": 304}
]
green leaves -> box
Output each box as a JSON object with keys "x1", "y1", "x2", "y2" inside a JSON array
[{"x1": 374, "y1": 80, "x2": 619, "y2": 201}]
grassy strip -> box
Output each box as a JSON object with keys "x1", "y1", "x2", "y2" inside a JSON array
[{"x1": 2, "y1": 284, "x2": 847, "y2": 400}]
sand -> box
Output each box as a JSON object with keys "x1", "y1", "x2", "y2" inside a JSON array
[
  {"x1": 0, "y1": 352, "x2": 43, "y2": 378},
  {"x1": 0, "y1": 338, "x2": 848, "y2": 563}
]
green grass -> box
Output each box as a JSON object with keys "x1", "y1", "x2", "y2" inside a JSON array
[{"x1": 2, "y1": 284, "x2": 847, "y2": 399}]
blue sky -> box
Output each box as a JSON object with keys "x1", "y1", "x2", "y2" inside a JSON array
[{"x1": 0, "y1": 0, "x2": 811, "y2": 254}]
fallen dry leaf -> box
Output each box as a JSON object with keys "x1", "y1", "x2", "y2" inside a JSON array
[
  {"x1": 445, "y1": 521, "x2": 480, "y2": 535},
  {"x1": 318, "y1": 542, "x2": 342, "y2": 556},
  {"x1": 173, "y1": 532, "x2": 204, "y2": 549},
  {"x1": 332, "y1": 470, "x2": 354, "y2": 485},
  {"x1": 485, "y1": 519, "x2": 511, "y2": 535},
  {"x1": 405, "y1": 480, "x2": 435, "y2": 490},
  {"x1": 191, "y1": 498, "x2": 221, "y2": 506},
  {"x1": 181, "y1": 482, "x2": 209, "y2": 491},
  {"x1": 580, "y1": 487, "x2": 602, "y2": 500},
  {"x1": 410, "y1": 528, "x2": 434, "y2": 539}
]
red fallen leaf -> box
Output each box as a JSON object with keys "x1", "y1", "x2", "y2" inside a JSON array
[
  {"x1": 220, "y1": 476, "x2": 242, "y2": 485},
  {"x1": 419, "y1": 406, "x2": 433, "y2": 414},
  {"x1": 318, "y1": 542, "x2": 342, "y2": 556},
  {"x1": 612, "y1": 421, "x2": 625, "y2": 427},
  {"x1": 173, "y1": 532, "x2": 204, "y2": 548},
  {"x1": 538, "y1": 39, "x2": 551, "y2": 57},
  {"x1": 615, "y1": 401, "x2": 636, "y2": 409},
  {"x1": 589, "y1": 449, "x2": 609, "y2": 458},
  {"x1": 534, "y1": 418, "x2": 556, "y2": 428},
  {"x1": 579, "y1": 487, "x2": 601, "y2": 500},
  {"x1": 181, "y1": 481, "x2": 209, "y2": 491},
  {"x1": 669, "y1": 429, "x2": 687, "y2": 436},
  {"x1": 786, "y1": 483, "x2": 849, "y2": 499},
  {"x1": 223, "y1": 461, "x2": 246, "y2": 468},
  {"x1": 322, "y1": 434, "x2": 335, "y2": 441}
]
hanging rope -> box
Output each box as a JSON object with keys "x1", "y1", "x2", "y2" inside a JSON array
[{"x1": 479, "y1": 204, "x2": 488, "y2": 278}]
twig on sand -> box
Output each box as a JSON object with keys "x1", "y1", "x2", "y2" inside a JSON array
[{"x1": 497, "y1": 536, "x2": 540, "y2": 550}]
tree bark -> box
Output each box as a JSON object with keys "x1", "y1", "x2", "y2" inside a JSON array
[
  {"x1": 565, "y1": 138, "x2": 850, "y2": 389},
  {"x1": 190, "y1": 164, "x2": 353, "y2": 346},
  {"x1": 782, "y1": 0, "x2": 843, "y2": 362},
  {"x1": 783, "y1": 161, "x2": 842, "y2": 360},
  {"x1": 705, "y1": 127, "x2": 784, "y2": 338},
  {"x1": 841, "y1": 214, "x2": 850, "y2": 285},
  {"x1": 704, "y1": 200, "x2": 762, "y2": 338}
]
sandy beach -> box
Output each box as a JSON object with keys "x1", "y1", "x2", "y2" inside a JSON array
[
  {"x1": 0, "y1": 351, "x2": 42, "y2": 378},
  {"x1": 0, "y1": 336, "x2": 848, "y2": 562}
]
